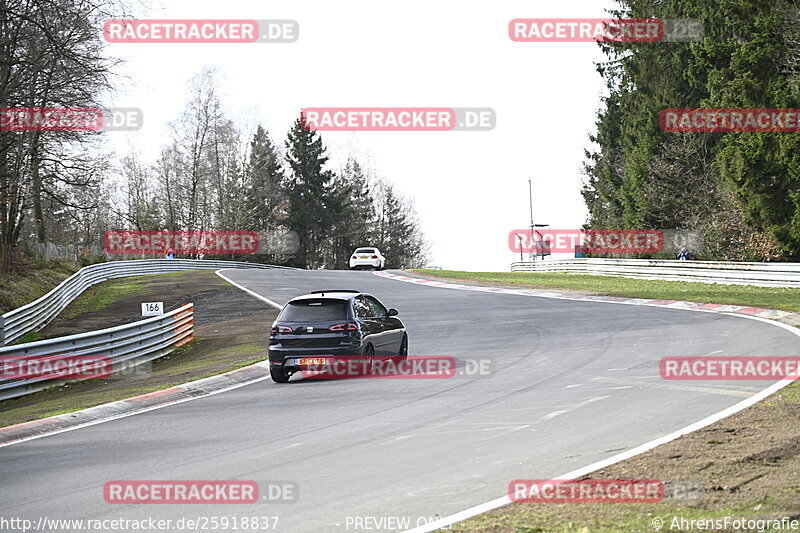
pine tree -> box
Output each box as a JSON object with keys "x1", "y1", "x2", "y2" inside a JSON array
[
  {"x1": 583, "y1": 0, "x2": 799, "y2": 260},
  {"x1": 245, "y1": 125, "x2": 284, "y2": 232},
  {"x1": 284, "y1": 116, "x2": 335, "y2": 268},
  {"x1": 329, "y1": 158, "x2": 376, "y2": 267},
  {"x1": 375, "y1": 182, "x2": 427, "y2": 268}
]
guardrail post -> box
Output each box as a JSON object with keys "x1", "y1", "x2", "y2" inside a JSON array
[{"x1": 174, "y1": 303, "x2": 195, "y2": 347}]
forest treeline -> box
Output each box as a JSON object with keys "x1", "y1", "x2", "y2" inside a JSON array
[
  {"x1": 116, "y1": 69, "x2": 428, "y2": 270},
  {"x1": 0, "y1": 0, "x2": 427, "y2": 273},
  {"x1": 583, "y1": 0, "x2": 800, "y2": 260}
]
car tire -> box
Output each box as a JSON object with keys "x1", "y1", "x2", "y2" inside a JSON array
[
  {"x1": 270, "y1": 365, "x2": 290, "y2": 383},
  {"x1": 364, "y1": 344, "x2": 374, "y2": 374},
  {"x1": 399, "y1": 334, "x2": 408, "y2": 360}
]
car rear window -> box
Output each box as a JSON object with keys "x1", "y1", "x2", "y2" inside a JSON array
[
  {"x1": 280, "y1": 299, "x2": 348, "y2": 322},
  {"x1": 355, "y1": 248, "x2": 375, "y2": 253}
]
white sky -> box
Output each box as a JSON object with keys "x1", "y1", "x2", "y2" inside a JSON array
[{"x1": 103, "y1": 0, "x2": 616, "y2": 271}]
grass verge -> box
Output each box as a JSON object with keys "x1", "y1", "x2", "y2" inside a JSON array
[
  {"x1": 58, "y1": 270, "x2": 201, "y2": 320},
  {"x1": 454, "y1": 380, "x2": 800, "y2": 532},
  {"x1": 0, "y1": 269, "x2": 277, "y2": 427},
  {"x1": 409, "y1": 270, "x2": 800, "y2": 314},
  {"x1": 0, "y1": 261, "x2": 77, "y2": 314},
  {"x1": 404, "y1": 270, "x2": 800, "y2": 531},
  {"x1": 0, "y1": 337, "x2": 269, "y2": 428}
]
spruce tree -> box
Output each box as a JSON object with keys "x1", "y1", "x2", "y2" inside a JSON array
[{"x1": 284, "y1": 116, "x2": 335, "y2": 268}]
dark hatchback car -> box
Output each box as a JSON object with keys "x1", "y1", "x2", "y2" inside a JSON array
[{"x1": 268, "y1": 290, "x2": 408, "y2": 383}]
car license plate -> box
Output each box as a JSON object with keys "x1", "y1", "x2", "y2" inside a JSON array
[
  {"x1": 298, "y1": 357, "x2": 327, "y2": 365},
  {"x1": 358, "y1": 255, "x2": 369, "y2": 259}
]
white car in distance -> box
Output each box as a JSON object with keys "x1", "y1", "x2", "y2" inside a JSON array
[{"x1": 349, "y1": 247, "x2": 385, "y2": 270}]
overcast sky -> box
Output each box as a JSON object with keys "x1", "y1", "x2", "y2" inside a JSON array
[{"x1": 103, "y1": 0, "x2": 616, "y2": 271}]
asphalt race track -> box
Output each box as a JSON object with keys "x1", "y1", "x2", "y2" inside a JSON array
[{"x1": 3, "y1": 268, "x2": 799, "y2": 532}]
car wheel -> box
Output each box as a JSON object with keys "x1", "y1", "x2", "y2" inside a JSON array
[
  {"x1": 364, "y1": 344, "x2": 374, "y2": 374},
  {"x1": 270, "y1": 365, "x2": 290, "y2": 383},
  {"x1": 399, "y1": 334, "x2": 408, "y2": 360}
]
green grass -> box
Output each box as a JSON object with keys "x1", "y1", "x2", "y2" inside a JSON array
[
  {"x1": 410, "y1": 270, "x2": 800, "y2": 313},
  {"x1": 0, "y1": 339, "x2": 267, "y2": 428},
  {"x1": 0, "y1": 261, "x2": 77, "y2": 314},
  {"x1": 455, "y1": 502, "x2": 773, "y2": 532},
  {"x1": 58, "y1": 271, "x2": 190, "y2": 319},
  {"x1": 0, "y1": 268, "x2": 271, "y2": 427},
  {"x1": 762, "y1": 380, "x2": 800, "y2": 407},
  {"x1": 14, "y1": 331, "x2": 43, "y2": 344}
]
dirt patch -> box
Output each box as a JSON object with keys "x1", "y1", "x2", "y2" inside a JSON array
[
  {"x1": 455, "y1": 384, "x2": 800, "y2": 532},
  {"x1": 0, "y1": 270, "x2": 277, "y2": 427},
  {"x1": 42, "y1": 270, "x2": 255, "y2": 337}
]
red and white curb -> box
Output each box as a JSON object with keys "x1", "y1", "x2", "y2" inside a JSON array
[
  {"x1": 374, "y1": 271, "x2": 792, "y2": 320},
  {"x1": 0, "y1": 269, "x2": 282, "y2": 448},
  {"x1": 0, "y1": 362, "x2": 271, "y2": 448}
]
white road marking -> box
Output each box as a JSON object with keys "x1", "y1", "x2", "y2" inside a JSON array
[
  {"x1": 0, "y1": 362, "x2": 273, "y2": 449},
  {"x1": 215, "y1": 269, "x2": 284, "y2": 309},
  {"x1": 574, "y1": 395, "x2": 611, "y2": 408},
  {"x1": 380, "y1": 274, "x2": 800, "y2": 533},
  {"x1": 480, "y1": 425, "x2": 529, "y2": 432}
]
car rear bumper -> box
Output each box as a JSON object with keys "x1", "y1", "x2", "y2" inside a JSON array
[
  {"x1": 349, "y1": 259, "x2": 381, "y2": 268},
  {"x1": 269, "y1": 345, "x2": 365, "y2": 365}
]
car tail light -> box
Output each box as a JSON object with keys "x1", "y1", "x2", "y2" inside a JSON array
[
  {"x1": 371, "y1": 255, "x2": 378, "y2": 259},
  {"x1": 352, "y1": 255, "x2": 357, "y2": 259},
  {"x1": 329, "y1": 322, "x2": 358, "y2": 332},
  {"x1": 271, "y1": 325, "x2": 292, "y2": 334}
]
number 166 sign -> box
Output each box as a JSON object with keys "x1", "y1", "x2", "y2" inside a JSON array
[{"x1": 141, "y1": 302, "x2": 164, "y2": 316}]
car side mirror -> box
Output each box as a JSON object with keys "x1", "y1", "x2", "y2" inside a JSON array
[{"x1": 387, "y1": 308, "x2": 398, "y2": 317}]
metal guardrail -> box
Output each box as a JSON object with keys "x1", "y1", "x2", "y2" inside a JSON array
[
  {"x1": 510, "y1": 258, "x2": 800, "y2": 287},
  {"x1": 0, "y1": 303, "x2": 194, "y2": 400},
  {"x1": 1, "y1": 259, "x2": 289, "y2": 346}
]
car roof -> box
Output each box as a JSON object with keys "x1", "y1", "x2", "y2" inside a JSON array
[{"x1": 290, "y1": 291, "x2": 366, "y2": 302}]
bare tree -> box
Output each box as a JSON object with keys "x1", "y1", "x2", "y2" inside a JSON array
[{"x1": 0, "y1": 0, "x2": 120, "y2": 271}]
